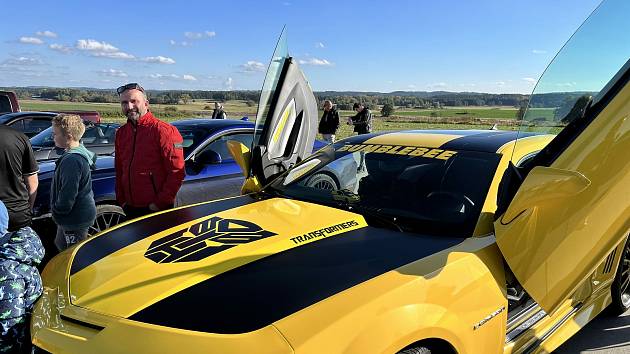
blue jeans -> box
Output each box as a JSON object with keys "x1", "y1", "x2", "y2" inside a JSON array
[{"x1": 55, "y1": 226, "x2": 89, "y2": 251}]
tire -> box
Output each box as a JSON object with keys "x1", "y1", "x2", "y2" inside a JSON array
[
  {"x1": 305, "y1": 172, "x2": 339, "y2": 191},
  {"x1": 609, "y1": 237, "x2": 630, "y2": 316},
  {"x1": 398, "y1": 347, "x2": 431, "y2": 354},
  {"x1": 89, "y1": 204, "x2": 126, "y2": 236}
]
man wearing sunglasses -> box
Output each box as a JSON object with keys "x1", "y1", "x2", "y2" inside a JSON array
[{"x1": 114, "y1": 83, "x2": 185, "y2": 219}]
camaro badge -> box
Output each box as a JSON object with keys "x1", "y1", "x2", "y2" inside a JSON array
[{"x1": 144, "y1": 216, "x2": 276, "y2": 263}]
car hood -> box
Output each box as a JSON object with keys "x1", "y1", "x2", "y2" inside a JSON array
[{"x1": 65, "y1": 195, "x2": 464, "y2": 333}]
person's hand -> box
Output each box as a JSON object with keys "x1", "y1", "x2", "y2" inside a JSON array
[
  {"x1": 148, "y1": 203, "x2": 159, "y2": 212},
  {"x1": 347, "y1": 117, "x2": 353, "y2": 125}
]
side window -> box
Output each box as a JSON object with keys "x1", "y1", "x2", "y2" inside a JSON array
[
  {"x1": 21, "y1": 118, "x2": 52, "y2": 138},
  {"x1": 7, "y1": 119, "x2": 25, "y2": 132},
  {"x1": 200, "y1": 132, "x2": 253, "y2": 161},
  {"x1": 0, "y1": 96, "x2": 11, "y2": 113}
]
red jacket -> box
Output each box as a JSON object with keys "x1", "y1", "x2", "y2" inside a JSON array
[{"x1": 115, "y1": 112, "x2": 185, "y2": 209}]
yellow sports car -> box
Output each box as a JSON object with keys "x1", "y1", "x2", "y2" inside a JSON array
[{"x1": 32, "y1": 1, "x2": 628, "y2": 353}]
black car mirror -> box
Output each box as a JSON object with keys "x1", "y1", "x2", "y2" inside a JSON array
[{"x1": 196, "y1": 149, "x2": 222, "y2": 165}]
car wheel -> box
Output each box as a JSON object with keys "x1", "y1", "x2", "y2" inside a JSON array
[
  {"x1": 609, "y1": 237, "x2": 630, "y2": 316},
  {"x1": 397, "y1": 346, "x2": 431, "y2": 354},
  {"x1": 89, "y1": 204, "x2": 126, "y2": 236},
  {"x1": 305, "y1": 173, "x2": 339, "y2": 191}
]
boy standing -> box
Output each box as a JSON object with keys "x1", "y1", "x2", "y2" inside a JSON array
[{"x1": 50, "y1": 114, "x2": 97, "y2": 250}]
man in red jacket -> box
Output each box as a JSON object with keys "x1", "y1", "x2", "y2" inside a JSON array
[{"x1": 115, "y1": 83, "x2": 185, "y2": 219}]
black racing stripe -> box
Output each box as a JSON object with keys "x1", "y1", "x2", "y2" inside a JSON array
[
  {"x1": 440, "y1": 131, "x2": 540, "y2": 153},
  {"x1": 341, "y1": 130, "x2": 394, "y2": 145},
  {"x1": 70, "y1": 196, "x2": 257, "y2": 275},
  {"x1": 129, "y1": 227, "x2": 464, "y2": 334}
]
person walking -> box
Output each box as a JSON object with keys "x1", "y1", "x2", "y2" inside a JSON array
[
  {"x1": 318, "y1": 100, "x2": 340, "y2": 143},
  {"x1": 348, "y1": 102, "x2": 372, "y2": 135},
  {"x1": 50, "y1": 114, "x2": 97, "y2": 251},
  {"x1": 115, "y1": 83, "x2": 185, "y2": 220},
  {"x1": 212, "y1": 102, "x2": 227, "y2": 119}
]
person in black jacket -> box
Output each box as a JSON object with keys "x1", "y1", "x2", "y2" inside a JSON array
[
  {"x1": 318, "y1": 100, "x2": 340, "y2": 143},
  {"x1": 348, "y1": 102, "x2": 372, "y2": 135},
  {"x1": 212, "y1": 102, "x2": 227, "y2": 119}
]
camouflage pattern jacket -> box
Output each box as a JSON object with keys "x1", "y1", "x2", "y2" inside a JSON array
[{"x1": 0, "y1": 226, "x2": 44, "y2": 352}]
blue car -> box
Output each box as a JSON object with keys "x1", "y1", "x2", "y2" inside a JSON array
[{"x1": 32, "y1": 118, "x2": 326, "y2": 237}]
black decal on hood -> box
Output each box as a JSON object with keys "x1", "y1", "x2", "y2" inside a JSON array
[
  {"x1": 145, "y1": 217, "x2": 276, "y2": 263},
  {"x1": 129, "y1": 226, "x2": 464, "y2": 333},
  {"x1": 70, "y1": 196, "x2": 258, "y2": 275}
]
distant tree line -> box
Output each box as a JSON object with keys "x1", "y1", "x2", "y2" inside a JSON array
[{"x1": 3, "y1": 86, "x2": 593, "y2": 112}]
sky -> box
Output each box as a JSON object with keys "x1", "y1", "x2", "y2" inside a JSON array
[{"x1": 0, "y1": 0, "x2": 602, "y2": 94}]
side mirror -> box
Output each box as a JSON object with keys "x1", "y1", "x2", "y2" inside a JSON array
[
  {"x1": 196, "y1": 149, "x2": 222, "y2": 165},
  {"x1": 226, "y1": 140, "x2": 262, "y2": 194},
  {"x1": 500, "y1": 166, "x2": 591, "y2": 225}
]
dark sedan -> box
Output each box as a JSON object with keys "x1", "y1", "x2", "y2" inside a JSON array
[
  {"x1": 0, "y1": 111, "x2": 100, "y2": 137},
  {"x1": 30, "y1": 122, "x2": 119, "y2": 161}
]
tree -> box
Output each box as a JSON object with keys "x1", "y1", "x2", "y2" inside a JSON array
[
  {"x1": 516, "y1": 99, "x2": 529, "y2": 120},
  {"x1": 380, "y1": 103, "x2": 395, "y2": 117},
  {"x1": 180, "y1": 94, "x2": 191, "y2": 105}
]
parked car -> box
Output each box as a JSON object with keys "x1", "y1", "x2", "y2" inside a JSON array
[
  {"x1": 31, "y1": 9, "x2": 630, "y2": 353},
  {"x1": 30, "y1": 122, "x2": 119, "y2": 161},
  {"x1": 0, "y1": 91, "x2": 20, "y2": 115},
  {"x1": 0, "y1": 111, "x2": 101, "y2": 137}
]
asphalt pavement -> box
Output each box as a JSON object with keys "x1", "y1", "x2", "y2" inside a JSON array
[{"x1": 554, "y1": 309, "x2": 630, "y2": 353}]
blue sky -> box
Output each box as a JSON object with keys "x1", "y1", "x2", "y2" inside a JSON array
[{"x1": 0, "y1": 0, "x2": 601, "y2": 93}]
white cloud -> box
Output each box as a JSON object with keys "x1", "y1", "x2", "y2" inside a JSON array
[
  {"x1": 2, "y1": 56, "x2": 43, "y2": 65},
  {"x1": 149, "y1": 73, "x2": 196, "y2": 81},
  {"x1": 224, "y1": 77, "x2": 233, "y2": 90},
  {"x1": 36, "y1": 30, "x2": 58, "y2": 38},
  {"x1": 407, "y1": 84, "x2": 417, "y2": 89},
  {"x1": 522, "y1": 77, "x2": 537, "y2": 84},
  {"x1": 76, "y1": 39, "x2": 119, "y2": 52},
  {"x1": 184, "y1": 31, "x2": 216, "y2": 39},
  {"x1": 427, "y1": 82, "x2": 447, "y2": 89},
  {"x1": 298, "y1": 58, "x2": 333, "y2": 66},
  {"x1": 141, "y1": 56, "x2": 176, "y2": 64},
  {"x1": 49, "y1": 43, "x2": 73, "y2": 53},
  {"x1": 92, "y1": 51, "x2": 135, "y2": 60},
  {"x1": 532, "y1": 49, "x2": 547, "y2": 54},
  {"x1": 556, "y1": 82, "x2": 577, "y2": 87},
  {"x1": 496, "y1": 81, "x2": 506, "y2": 86},
  {"x1": 169, "y1": 39, "x2": 176, "y2": 45},
  {"x1": 98, "y1": 69, "x2": 128, "y2": 78},
  {"x1": 315, "y1": 42, "x2": 325, "y2": 48},
  {"x1": 75, "y1": 39, "x2": 136, "y2": 60},
  {"x1": 170, "y1": 40, "x2": 191, "y2": 46},
  {"x1": 19, "y1": 37, "x2": 44, "y2": 45},
  {"x1": 240, "y1": 60, "x2": 265, "y2": 72}
]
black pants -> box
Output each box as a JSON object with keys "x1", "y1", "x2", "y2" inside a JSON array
[{"x1": 123, "y1": 204, "x2": 173, "y2": 221}]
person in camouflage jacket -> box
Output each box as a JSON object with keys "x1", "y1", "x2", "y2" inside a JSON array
[{"x1": 0, "y1": 200, "x2": 44, "y2": 353}]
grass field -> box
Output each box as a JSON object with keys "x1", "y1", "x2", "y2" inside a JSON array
[{"x1": 21, "y1": 99, "x2": 556, "y2": 140}]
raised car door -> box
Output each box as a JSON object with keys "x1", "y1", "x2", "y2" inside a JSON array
[
  {"x1": 247, "y1": 29, "x2": 318, "y2": 186},
  {"x1": 494, "y1": 0, "x2": 630, "y2": 315}
]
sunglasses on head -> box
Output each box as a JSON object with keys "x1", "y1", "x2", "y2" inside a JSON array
[{"x1": 117, "y1": 83, "x2": 145, "y2": 95}]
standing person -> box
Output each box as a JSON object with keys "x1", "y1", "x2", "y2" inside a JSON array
[
  {"x1": 115, "y1": 83, "x2": 185, "y2": 220},
  {"x1": 0, "y1": 200, "x2": 44, "y2": 353},
  {"x1": 212, "y1": 102, "x2": 227, "y2": 119},
  {"x1": 318, "y1": 100, "x2": 340, "y2": 143},
  {"x1": 0, "y1": 124, "x2": 44, "y2": 353},
  {"x1": 348, "y1": 102, "x2": 372, "y2": 135},
  {"x1": 50, "y1": 114, "x2": 97, "y2": 251},
  {"x1": 0, "y1": 125, "x2": 39, "y2": 232}
]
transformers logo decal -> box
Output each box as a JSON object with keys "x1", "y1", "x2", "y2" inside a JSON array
[{"x1": 144, "y1": 217, "x2": 276, "y2": 263}]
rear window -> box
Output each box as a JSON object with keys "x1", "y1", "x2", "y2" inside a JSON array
[{"x1": 0, "y1": 96, "x2": 12, "y2": 113}]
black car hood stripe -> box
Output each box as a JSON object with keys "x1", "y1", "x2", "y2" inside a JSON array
[
  {"x1": 439, "y1": 131, "x2": 540, "y2": 152},
  {"x1": 70, "y1": 195, "x2": 257, "y2": 275},
  {"x1": 129, "y1": 227, "x2": 464, "y2": 334}
]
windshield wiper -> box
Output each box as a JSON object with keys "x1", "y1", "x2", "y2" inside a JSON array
[{"x1": 341, "y1": 203, "x2": 404, "y2": 232}]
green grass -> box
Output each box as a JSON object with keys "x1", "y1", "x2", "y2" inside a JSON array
[{"x1": 20, "y1": 99, "x2": 559, "y2": 139}]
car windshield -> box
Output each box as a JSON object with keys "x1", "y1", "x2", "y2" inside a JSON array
[
  {"x1": 30, "y1": 123, "x2": 119, "y2": 147},
  {"x1": 173, "y1": 125, "x2": 212, "y2": 158},
  {"x1": 513, "y1": 0, "x2": 630, "y2": 158},
  {"x1": 267, "y1": 142, "x2": 501, "y2": 236}
]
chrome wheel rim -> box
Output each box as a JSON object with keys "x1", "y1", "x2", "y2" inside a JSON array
[
  {"x1": 89, "y1": 211, "x2": 125, "y2": 236},
  {"x1": 620, "y1": 241, "x2": 630, "y2": 307}
]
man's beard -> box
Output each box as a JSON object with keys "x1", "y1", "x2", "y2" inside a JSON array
[{"x1": 125, "y1": 109, "x2": 141, "y2": 121}]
